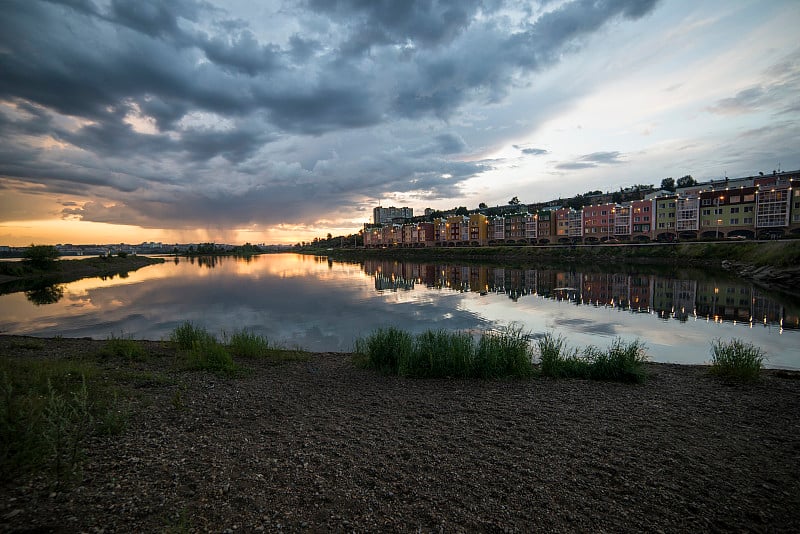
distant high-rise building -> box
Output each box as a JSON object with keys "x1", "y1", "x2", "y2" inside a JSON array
[{"x1": 373, "y1": 206, "x2": 413, "y2": 224}]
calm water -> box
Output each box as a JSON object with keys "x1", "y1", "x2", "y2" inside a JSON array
[{"x1": 1, "y1": 253, "x2": 798, "y2": 368}]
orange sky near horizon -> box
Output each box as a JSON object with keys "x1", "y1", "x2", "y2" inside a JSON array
[{"x1": 0, "y1": 218, "x2": 342, "y2": 247}]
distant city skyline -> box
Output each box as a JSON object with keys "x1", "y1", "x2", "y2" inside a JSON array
[{"x1": 1, "y1": 0, "x2": 798, "y2": 246}]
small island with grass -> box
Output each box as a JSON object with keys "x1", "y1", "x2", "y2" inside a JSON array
[{"x1": 0, "y1": 245, "x2": 165, "y2": 295}]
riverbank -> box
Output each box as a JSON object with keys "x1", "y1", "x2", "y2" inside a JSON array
[
  {"x1": 0, "y1": 256, "x2": 165, "y2": 294},
  {"x1": 2, "y1": 335, "x2": 799, "y2": 532}
]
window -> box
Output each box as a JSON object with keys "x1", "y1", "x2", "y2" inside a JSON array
[
  {"x1": 669, "y1": 212, "x2": 675, "y2": 218},
  {"x1": 744, "y1": 206, "x2": 754, "y2": 212},
  {"x1": 730, "y1": 207, "x2": 740, "y2": 213},
  {"x1": 659, "y1": 203, "x2": 666, "y2": 209},
  {"x1": 644, "y1": 216, "x2": 650, "y2": 221},
  {"x1": 634, "y1": 217, "x2": 640, "y2": 222},
  {"x1": 729, "y1": 195, "x2": 740, "y2": 203},
  {"x1": 714, "y1": 208, "x2": 723, "y2": 215},
  {"x1": 643, "y1": 206, "x2": 650, "y2": 212},
  {"x1": 744, "y1": 194, "x2": 755, "y2": 202},
  {"x1": 731, "y1": 218, "x2": 739, "y2": 225},
  {"x1": 701, "y1": 199, "x2": 712, "y2": 206},
  {"x1": 744, "y1": 217, "x2": 753, "y2": 224},
  {"x1": 702, "y1": 209, "x2": 711, "y2": 216}
]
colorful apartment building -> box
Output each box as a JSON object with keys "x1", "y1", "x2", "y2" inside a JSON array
[
  {"x1": 363, "y1": 170, "x2": 798, "y2": 247},
  {"x1": 582, "y1": 204, "x2": 615, "y2": 242}
]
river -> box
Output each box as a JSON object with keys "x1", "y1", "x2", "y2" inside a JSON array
[{"x1": 1, "y1": 253, "x2": 797, "y2": 368}]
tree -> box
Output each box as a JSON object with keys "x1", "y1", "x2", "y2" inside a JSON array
[
  {"x1": 326, "y1": 233, "x2": 333, "y2": 240},
  {"x1": 677, "y1": 175, "x2": 697, "y2": 188},
  {"x1": 454, "y1": 206, "x2": 469, "y2": 216},
  {"x1": 660, "y1": 177, "x2": 675, "y2": 192},
  {"x1": 23, "y1": 244, "x2": 60, "y2": 270},
  {"x1": 478, "y1": 202, "x2": 488, "y2": 209},
  {"x1": 508, "y1": 196, "x2": 520, "y2": 205}
]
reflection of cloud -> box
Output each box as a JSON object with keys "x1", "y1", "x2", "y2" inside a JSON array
[
  {"x1": 1, "y1": 255, "x2": 799, "y2": 368},
  {"x1": 555, "y1": 317, "x2": 618, "y2": 337}
]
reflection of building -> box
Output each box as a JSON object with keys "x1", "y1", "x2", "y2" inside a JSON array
[{"x1": 357, "y1": 259, "x2": 793, "y2": 331}]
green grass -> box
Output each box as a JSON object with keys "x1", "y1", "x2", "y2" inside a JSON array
[
  {"x1": 172, "y1": 324, "x2": 308, "y2": 371},
  {"x1": 170, "y1": 322, "x2": 216, "y2": 350},
  {"x1": 709, "y1": 338, "x2": 765, "y2": 381},
  {"x1": 226, "y1": 330, "x2": 273, "y2": 358},
  {"x1": 537, "y1": 333, "x2": 648, "y2": 383},
  {"x1": 585, "y1": 338, "x2": 648, "y2": 382},
  {"x1": 473, "y1": 325, "x2": 533, "y2": 378},
  {"x1": 537, "y1": 333, "x2": 588, "y2": 378},
  {"x1": 354, "y1": 327, "x2": 413, "y2": 375},
  {"x1": 354, "y1": 326, "x2": 534, "y2": 379},
  {"x1": 407, "y1": 329, "x2": 475, "y2": 378},
  {"x1": 100, "y1": 332, "x2": 147, "y2": 361},
  {"x1": 0, "y1": 356, "x2": 127, "y2": 484}
]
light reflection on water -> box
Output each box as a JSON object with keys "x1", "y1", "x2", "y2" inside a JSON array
[{"x1": 0, "y1": 253, "x2": 797, "y2": 368}]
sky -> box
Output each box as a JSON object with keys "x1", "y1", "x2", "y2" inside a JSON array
[{"x1": 1, "y1": 0, "x2": 799, "y2": 246}]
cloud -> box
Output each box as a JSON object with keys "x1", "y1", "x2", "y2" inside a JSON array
[
  {"x1": 707, "y1": 49, "x2": 800, "y2": 116},
  {"x1": 555, "y1": 151, "x2": 625, "y2": 170},
  {"x1": 0, "y1": 0, "x2": 664, "y2": 236},
  {"x1": 514, "y1": 145, "x2": 549, "y2": 156}
]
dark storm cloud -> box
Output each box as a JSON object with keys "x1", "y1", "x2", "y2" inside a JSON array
[
  {"x1": 306, "y1": 0, "x2": 487, "y2": 50},
  {"x1": 0, "y1": 0, "x2": 661, "y2": 231}
]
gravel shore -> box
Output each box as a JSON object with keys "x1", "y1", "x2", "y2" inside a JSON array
[{"x1": 2, "y1": 336, "x2": 799, "y2": 532}]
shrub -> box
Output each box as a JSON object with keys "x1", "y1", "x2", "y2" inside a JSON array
[
  {"x1": 709, "y1": 338, "x2": 765, "y2": 381},
  {"x1": 23, "y1": 244, "x2": 60, "y2": 270}
]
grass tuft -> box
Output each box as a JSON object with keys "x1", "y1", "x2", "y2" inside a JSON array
[
  {"x1": 354, "y1": 326, "x2": 533, "y2": 379},
  {"x1": 0, "y1": 357, "x2": 128, "y2": 484},
  {"x1": 709, "y1": 338, "x2": 765, "y2": 381},
  {"x1": 354, "y1": 327, "x2": 413, "y2": 375},
  {"x1": 226, "y1": 330, "x2": 271, "y2": 358},
  {"x1": 170, "y1": 322, "x2": 215, "y2": 350},
  {"x1": 101, "y1": 332, "x2": 147, "y2": 361},
  {"x1": 537, "y1": 333, "x2": 648, "y2": 383},
  {"x1": 169, "y1": 323, "x2": 238, "y2": 375}
]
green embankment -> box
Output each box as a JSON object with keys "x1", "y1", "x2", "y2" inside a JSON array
[{"x1": 313, "y1": 240, "x2": 800, "y2": 269}]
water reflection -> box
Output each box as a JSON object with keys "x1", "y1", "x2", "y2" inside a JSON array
[
  {"x1": 361, "y1": 259, "x2": 798, "y2": 333},
  {"x1": 0, "y1": 254, "x2": 797, "y2": 368},
  {"x1": 25, "y1": 283, "x2": 64, "y2": 306}
]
